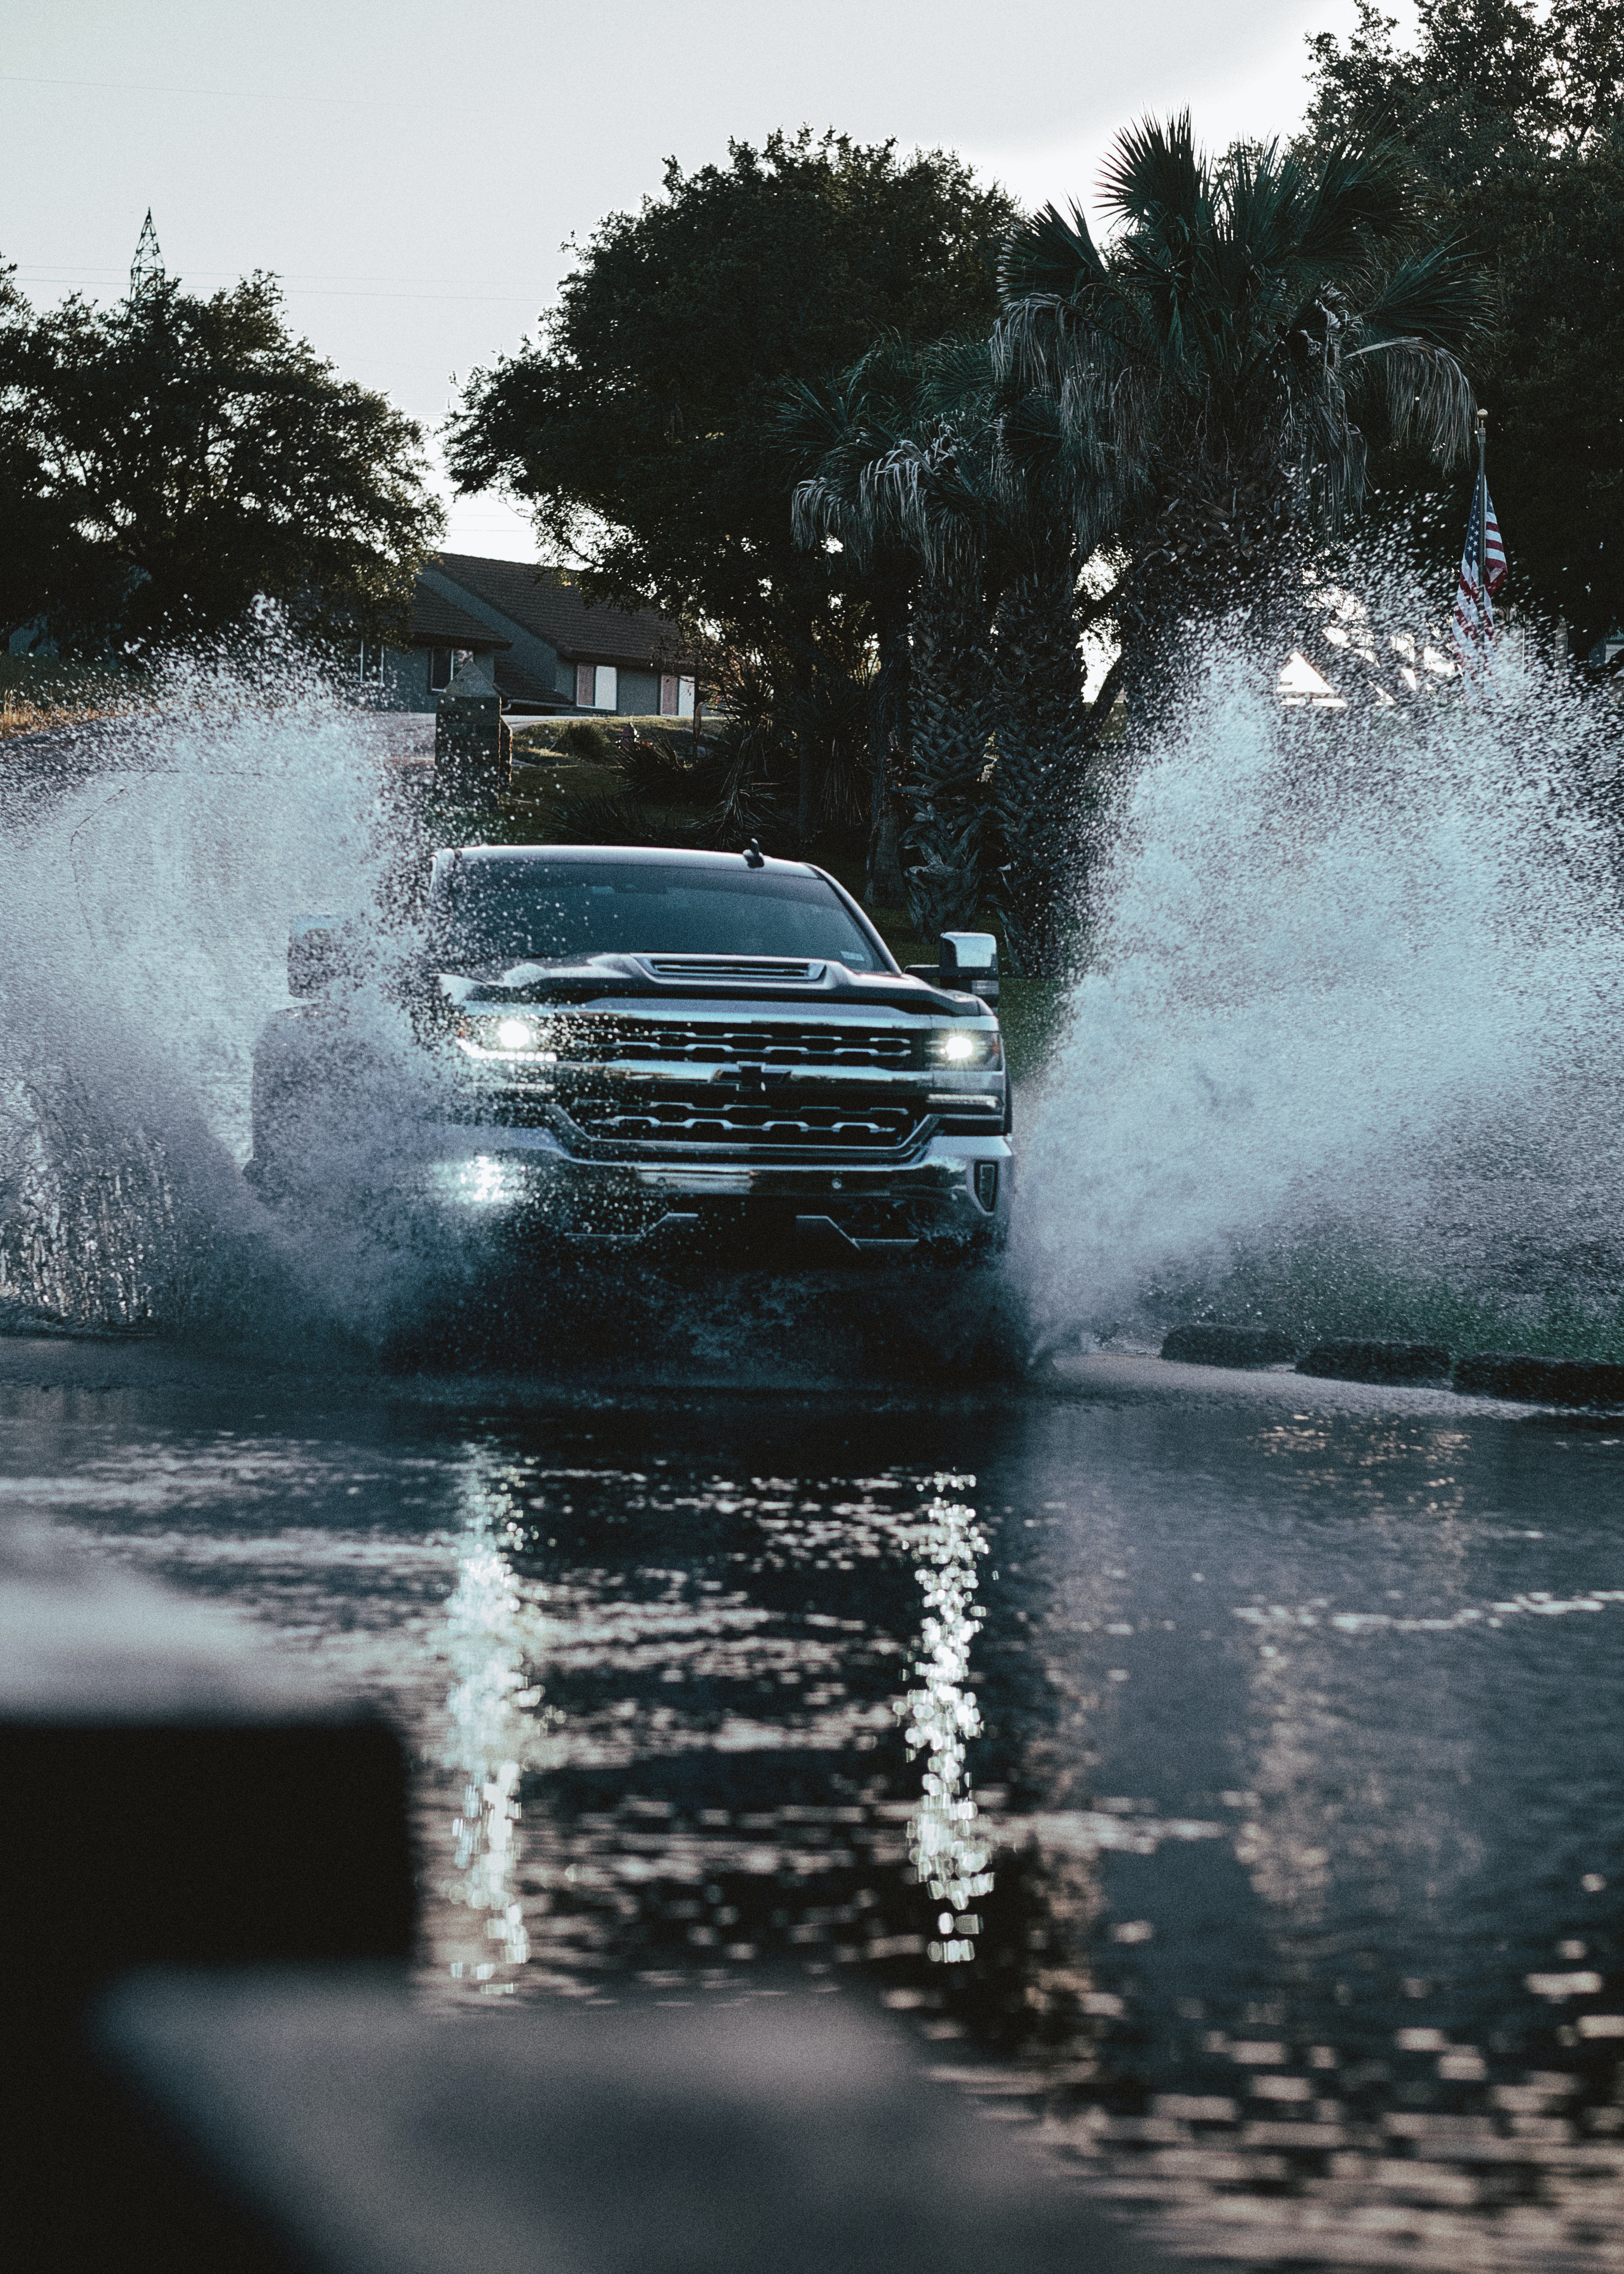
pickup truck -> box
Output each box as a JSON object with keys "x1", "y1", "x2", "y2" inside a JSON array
[{"x1": 250, "y1": 843, "x2": 1012, "y2": 1258}]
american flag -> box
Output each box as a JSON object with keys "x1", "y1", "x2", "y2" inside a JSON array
[{"x1": 1451, "y1": 480, "x2": 1508, "y2": 665}]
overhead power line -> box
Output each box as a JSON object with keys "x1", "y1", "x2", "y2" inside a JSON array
[
  {"x1": 17, "y1": 272, "x2": 540, "y2": 305},
  {"x1": 0, "y1": 70, "x2": 383, "y2": 107}
]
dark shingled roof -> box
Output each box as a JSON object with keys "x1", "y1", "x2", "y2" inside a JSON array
[
  {"x1": 407, "y1": 585, "x2": 512, "y2": 650},
  {"x1": 432, "y1": 553, "x2": 684, "y2": 670}
]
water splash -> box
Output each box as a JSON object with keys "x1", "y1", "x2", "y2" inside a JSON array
[
  {"x1": 0, "y1": 644, "x2": 435, "y2": 1338},
  {"x1": 1019, "y1": 613, "x2": 1624, "y2": 1351},
  {"x1": 8, "y1": 583, "x2": 1621, "y2": 1365}
]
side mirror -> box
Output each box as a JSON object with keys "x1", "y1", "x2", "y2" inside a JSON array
[
  {"x1": 939, "y1": 931, "x2": 999, "y2": 1005},
  {"x1": 287, "y1": 914, "x2": 346, "y2": 998}
]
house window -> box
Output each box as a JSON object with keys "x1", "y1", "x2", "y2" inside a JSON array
[
  {"x1": 577, "y1": 664, "x2": 617, "y2": 711},
  {"x1": 660, "y1": 673, "x2": 695, "y2": 718},
  {"x1": 677, "y1": 675, "x2": 694, "y2": 719},
  {"x1": 576, "y1": 663, "x2": 594, "y2": 708},
  {"x1": 429, "y1": 647, "x2": 473, "y2": 694},
  {"x1": 357, "y1": 643, "x2": 385, "y2": 684}
]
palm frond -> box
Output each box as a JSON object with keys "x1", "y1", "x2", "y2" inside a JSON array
[
  {"x1": 997, "y1": 200, "x2": 1107, "y2": 307},
  {"x1": 1099, "y1": 113, "x2": 1205, "y2": 238},
  {"x1": 777, "y1": 377, "x2": 856, "y2": 475},
  {"x1": 841, "y1": 330, "x2": 926, "y2": 426},
  {"x1": 1217, "y1": 140, "x2": 1309, "y2": 278},
  {"x1": 790, "y1": 470, "x2": 854, "y2": 554},
  {"x1": 920, "y1": 331, "x2": 998, "y2": 420},
  {"x1": 1369, "y1": 340, "x2": 1477, "y2": 463},
  {"x1": 1290, "y1": 138, "x2": 1415, "y2": 270},
  {"x1": 996, "y1": 387, "x2": 1065, "y2": 471},
  {"x1": 1354, "y1": 240, "x2": 1491, "y2": 356},
  {"x1": 990, "y1": 294, "x2": 1064, "y2": 388}
]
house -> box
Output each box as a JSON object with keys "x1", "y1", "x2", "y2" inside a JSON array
[{"x1": 358, "y1": 553, "x2": 694, "y2": 718}]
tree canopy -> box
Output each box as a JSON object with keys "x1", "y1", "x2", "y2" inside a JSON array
[
  {"x1": 1302, "y1": 0, "x2": 1624, "y2": 648},
  {"x1": 0, "y1": 264, "x2": 443, "y2": 658},
  {"x1": 1304, "y1": 0, "x2": 1624, "y2": 193},
  {"x1": 998, "y1": 119, "x2": 1485, "y2": 576},
  {"x1": 783, "y1": 120, "x2": 1486, "y2": 962},
  {"x1": 446, "y1": 130, "x2": 1017, "y2": 655}
]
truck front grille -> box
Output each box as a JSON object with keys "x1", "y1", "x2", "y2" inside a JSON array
[
  {"x1": 563, "y1": 1019, "x2": 928, "y2": 1072},
  {"x1": 561, "y1": 1089, "x2": 926, "y2": 1153}
]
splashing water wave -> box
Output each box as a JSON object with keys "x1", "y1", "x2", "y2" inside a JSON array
[
  {"x1": 1018, "y1": 623, "x2": 1624, "y2": 1353},
  {"x1": 0, "y1": 654, "x2": 429, "y2": 1341}
]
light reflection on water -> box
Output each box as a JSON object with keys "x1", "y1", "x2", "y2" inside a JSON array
[
  {"x1": 898, "y1": 1475, "x2": 995, "y2": 1966},
  {"x1": 436, "y1": 1470, "x2": 551, "y2": 1991}
]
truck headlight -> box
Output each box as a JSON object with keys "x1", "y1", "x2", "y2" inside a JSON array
[
  {"x1": 934, "y1": 1028, "x2": 1000, "y2": 1067},
  {"x1": 456, "y1": 1014, "x2": 558, "y2": 1061}
]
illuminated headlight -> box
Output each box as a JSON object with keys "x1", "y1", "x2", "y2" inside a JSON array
[
  {"x1": 430, "y1": 1154, "x2": 526, "y2": 1206},
  {"x1": 934, "y1": 1028, "x2": 1000, "y2": 1067},
  {"x1": 456, "y1": 1013, "x2": 557, "y2": 1061}
]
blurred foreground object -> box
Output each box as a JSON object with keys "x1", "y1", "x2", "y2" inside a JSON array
[
  {"x1": 0, "y1": 1523, "x2": 412, "y2": 2270},
  {"x1": 97, "y1": 1973, "x2": 1158, "y2": 2274}
]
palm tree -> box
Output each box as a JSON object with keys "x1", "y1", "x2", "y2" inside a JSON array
[
  {"x1": 908, "y1": 343, "x2": 1112, "y2": 975},
  {"x1": 996, "y1": 117, "x2": 1490, "y2": 719},
  {"x1": 790, "y1": 339, "x2": 1099, "y2": 962},
  {"x1": 786, "y1": 341, "x2": 1000, "y2": 931},
  {"x1": 783, "y1": 340, "x2": 923, "y2": 902}
]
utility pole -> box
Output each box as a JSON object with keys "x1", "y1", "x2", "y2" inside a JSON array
[{"x1": 1476, "y1": 409, "x2": 1489, "y2": 609}]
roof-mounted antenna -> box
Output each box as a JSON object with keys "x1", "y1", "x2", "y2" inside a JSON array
[{"x1": 742, "y1": 838, "x2": 765, "y2": 868}]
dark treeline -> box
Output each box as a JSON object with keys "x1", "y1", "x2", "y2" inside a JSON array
[{"x1": 0, "y1": 240, "x2": 443, "y2": 663}]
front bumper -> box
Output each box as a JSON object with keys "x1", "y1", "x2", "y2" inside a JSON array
[{"x1": 421, "y1": 1124, "x2": 1013, "y2": 1243}]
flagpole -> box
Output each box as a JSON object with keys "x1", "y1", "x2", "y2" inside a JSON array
[{"x1": 1476, "y1": 410, "x2": 1488, "y2": 618}]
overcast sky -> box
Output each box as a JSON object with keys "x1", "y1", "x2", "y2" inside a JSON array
[{"x1": 5, "y1": 0, "x2": 1394, "y2": 559}]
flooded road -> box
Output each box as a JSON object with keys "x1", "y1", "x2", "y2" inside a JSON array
[{"x1": 6, "y1": 1335, "x2": 1623, "y2": 2271}]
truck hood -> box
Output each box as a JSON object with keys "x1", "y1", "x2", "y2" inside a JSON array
[{"x1": 434, "y1": 953, "x2": 984, "y2": 1018}]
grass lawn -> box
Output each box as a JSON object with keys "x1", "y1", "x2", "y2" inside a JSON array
[{"x1": 0, "y1": 657, "x2": 143, "y2": 740}]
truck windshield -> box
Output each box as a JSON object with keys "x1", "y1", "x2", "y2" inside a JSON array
[{"x1": 430, "y1": 860, "x2": 886, "y2": 970}]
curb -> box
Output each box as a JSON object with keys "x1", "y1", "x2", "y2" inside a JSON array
[
  {"x1": 1297, "y1": 1338, "x2": 1450, "y2": 1387},
  {"x1": 1159, "y1": 1330, "x2": 1624, "y2": 1411},
  {"x1": 1159, "y1": 1323, "x2": 1297, "y2": 1368},
  {"x1": 1452, "y1": 1351, "x2": 1624, "y2": 1408}
]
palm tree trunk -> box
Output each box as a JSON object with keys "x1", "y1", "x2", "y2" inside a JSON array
[
  {"x1": 989, "y1": 555, "x2": 1086, "y2": 977},
  {"x1": 903, "y1": 572, "x2": 993, "y2": 938},
  {"x1": 866, "y1": 592, "x2": 910, "y2": 906}
]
